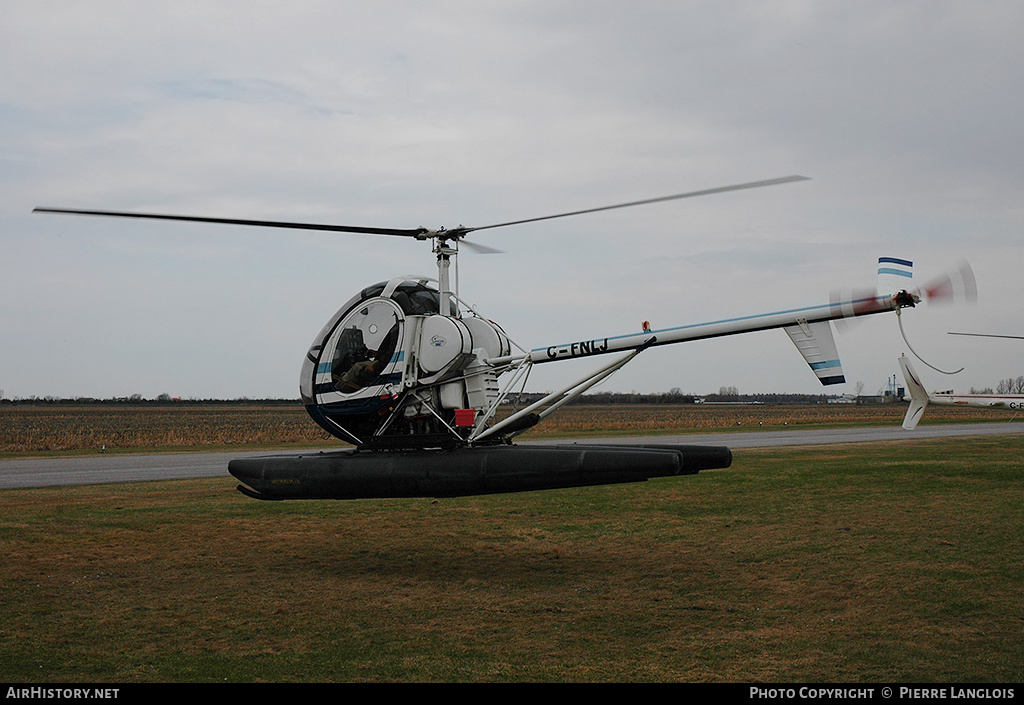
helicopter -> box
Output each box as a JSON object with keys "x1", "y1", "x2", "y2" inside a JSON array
[{"x1": 34, "y1": 176, "x2": 970, "y2": 501}]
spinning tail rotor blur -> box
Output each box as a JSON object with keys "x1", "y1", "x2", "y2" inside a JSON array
[{"x1": 831, "y1": 257, "x2": 977, "y2": 375}]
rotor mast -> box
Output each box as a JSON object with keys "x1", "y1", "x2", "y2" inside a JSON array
[
  {"x1": 426, "y1": 225, "x2": 474, "y2": 317},
  {"x1": 434, "y1": 235, "x2": 456, "y2": 316}
]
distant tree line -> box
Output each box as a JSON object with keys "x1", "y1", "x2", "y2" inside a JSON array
[
  {"x1": 0, "y1": 395, "x2": 301, "y2": 406},
  {"x1": 2, "y1": 389, "x2": 843, "y2": 406},
  {"x1": 510, "y1": 389, "x2": 836, "y2": 405},
  {"x1": 971, "y1": 375, "x2": 1024, "y2": 395}
]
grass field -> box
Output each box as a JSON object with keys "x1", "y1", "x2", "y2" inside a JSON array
[{"x1": 1, "y1": 405, "x2": 1022, "y2": 682}]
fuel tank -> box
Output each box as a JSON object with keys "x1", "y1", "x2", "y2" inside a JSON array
[{"x1": 228, "y1": 443, "x2": 732, "y2": 500}]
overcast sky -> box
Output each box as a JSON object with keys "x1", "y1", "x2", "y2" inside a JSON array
[{"x1": 3, "y1": 1, "x2": 1022, "y2": 401}]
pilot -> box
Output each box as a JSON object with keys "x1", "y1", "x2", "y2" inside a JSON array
[
  {"x1": 338, "y1": 356, "x2": 383, "y2": 392},
  {"x1": 335, "y1": 324, "x2": 400, "y2": 393}
]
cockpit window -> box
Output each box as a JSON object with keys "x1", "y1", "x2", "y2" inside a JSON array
[
  {"x1": 330, "y1": 301, "x2": 402, "y2": 394},
  {"x1": 358, "y1": 281, "x2": 458, "y2": 317}
]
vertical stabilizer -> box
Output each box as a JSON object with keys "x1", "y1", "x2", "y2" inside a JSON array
[
  {"x1": 877, "y1": 257, "x2": 913, "y2": 295},
  {"x1": 898, "y1": 354, "x2": 930, "y2": 429}
]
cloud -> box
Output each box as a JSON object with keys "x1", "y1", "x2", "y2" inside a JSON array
[{"x1": 2, "y1": 1, "x2": 1022, "y2": 401}]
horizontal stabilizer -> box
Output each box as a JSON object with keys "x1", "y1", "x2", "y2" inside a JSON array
[{"x1": 785, "y1": 319, "x2": 845, "y2": 385}]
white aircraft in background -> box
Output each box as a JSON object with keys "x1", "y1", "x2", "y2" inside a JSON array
[{"x1": 899, "y1": 354, "x2": 1024, "y2": 430}]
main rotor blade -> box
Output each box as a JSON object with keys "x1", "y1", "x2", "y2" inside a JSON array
[
  {"x1": 949, "y1": 332, "x2": 1024, "y2": 340},
  {"x1": 459, "y1": 238, "x2": 504, "y2": 255},
  {"x1": 35, "y1": 174, "x2": 808, "y2": 240},
  {"x1": 463, "y1": 175, "x2": 810, "y2": 233},
  {"x1": 32, "y1": 207, "x2": 427, "y2": 239}
]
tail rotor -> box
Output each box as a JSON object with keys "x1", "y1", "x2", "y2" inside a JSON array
[
  {"x1": 831, "y1": 257, "x2": 977, "y2": 375},
  {"x1": 915, "y1": 260, "x2": 977, "y2": 306}
]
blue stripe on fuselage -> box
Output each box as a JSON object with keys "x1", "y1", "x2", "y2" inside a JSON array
[{"x1": 317, "y1": 351, "x2": 404, "y2": 375}]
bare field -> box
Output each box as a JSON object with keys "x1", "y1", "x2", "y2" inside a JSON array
[
  {"x1": 0, "y1": 402, "x2": 1014, "y2": 455},
  {"x1": 511, "y1": 401, "x2": 1009, "y2": 437},
  {"x1": 0, "y1": 404, "x2": 332, "y2": 455}
]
